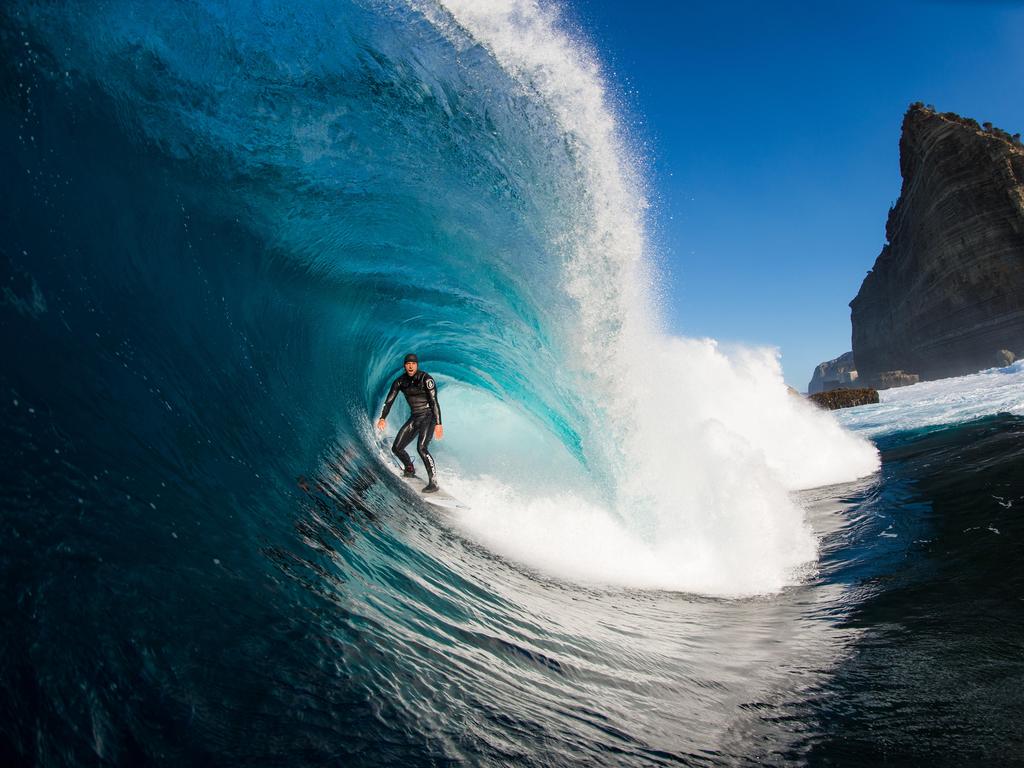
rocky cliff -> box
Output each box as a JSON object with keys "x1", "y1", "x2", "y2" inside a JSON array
[
  {"x1": 807, "y1": 351, "x2": 858, "y2": 394},
  {"x1": 850, "y1": 104, "x2": 1024, "y2": 387}
]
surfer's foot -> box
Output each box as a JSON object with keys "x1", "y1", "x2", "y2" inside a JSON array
[
  {"x1": 422, "y1": 481, "x2": 439, "y2": 493},
  {"x1": 402, "y1": 467, "x2": 417, "y2": 477}
]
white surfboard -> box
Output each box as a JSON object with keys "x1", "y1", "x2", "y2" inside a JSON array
[
  {"x1": 378, "y1": 439, "x2": 469, "y2": 510},
  {"x1": 392, "y1": 468, "x2": 469, "y2": 510}
]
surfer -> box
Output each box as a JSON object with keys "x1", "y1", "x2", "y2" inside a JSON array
[{"x1": 376, "y1": 353, "x2": 444, "y2": 493}]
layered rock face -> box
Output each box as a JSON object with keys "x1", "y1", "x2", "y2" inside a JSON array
[
  {"x1": 850, "y1": 105, "x2": 1024, "y2": 387},
  {"x1": 807, "y1": 351, "x2": 858, "y2": 394}
]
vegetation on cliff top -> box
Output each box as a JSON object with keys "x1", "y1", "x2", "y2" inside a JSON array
[{"x1": 909, "y1": 102, "x2": 1022, "y2": 146}]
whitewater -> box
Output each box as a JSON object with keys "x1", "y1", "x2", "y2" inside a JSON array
[{"x1": 835, "y1": 360, "x2": 1024, "y2": 437}]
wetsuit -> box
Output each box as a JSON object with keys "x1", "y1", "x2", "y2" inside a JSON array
[{"x1": 380, "y1": 370, "x2": 442, "y2": 482}]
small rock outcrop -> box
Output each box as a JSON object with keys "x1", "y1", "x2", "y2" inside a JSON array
[
  {"x1": 995, "y1": 349, "x2": 1016, "y2": 367},
  {"x1": 808, "y1": 387, "x2": 880, "y2": 411},
  {"x1": 873, "y1": 370, "x2": 920, "y2": 389},
  {"x1": 850, "y1": 104, "x2": 1024, "y2": 388},
  {"x1": 807, "y1": 351, "x2": 858, "y2": 394}
]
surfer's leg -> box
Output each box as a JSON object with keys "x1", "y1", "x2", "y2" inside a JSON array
[
  {"x1": 391, "y1": 417, "x2": 417, "y2": 472},
  {"x1": 415, "y1": 415, "x2": 437, "y2": 483}
]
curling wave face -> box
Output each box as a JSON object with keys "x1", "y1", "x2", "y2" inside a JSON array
[{"x1": 2, "y1": 0, "x2": 878, "y2": 597}]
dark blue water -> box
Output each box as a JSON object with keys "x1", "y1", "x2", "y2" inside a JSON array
[{"x1": 3, "y1": 2, "x2": 1023, "y2": 765}]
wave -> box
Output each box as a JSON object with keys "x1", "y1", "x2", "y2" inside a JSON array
[{"x1": 2, "y1": 0, "x2": 876, "y2": 604}]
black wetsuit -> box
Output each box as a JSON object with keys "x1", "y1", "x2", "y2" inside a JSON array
[{"x1": 380, "y1": 370, "x2": 442, "y2": 482}]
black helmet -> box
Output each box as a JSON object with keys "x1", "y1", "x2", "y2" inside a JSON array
[{"x1": 403, "y1": 353, "x2": 418, "y2": 364}]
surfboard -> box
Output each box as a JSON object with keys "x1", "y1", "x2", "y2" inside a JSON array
[
  {"x1": 378, "y1": 438, "x2": 469, "y2": 510},
  {"x1": 391, "y1": 467, "x2": 469, "y2": 510}
]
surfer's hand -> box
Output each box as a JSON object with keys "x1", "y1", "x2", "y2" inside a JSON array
[
  {"x1": 376, "y1": 418, "x2": 386, "y2": 431},
  {"x1": 435, "y1": 424, "x2": 443, "y2": 440}
]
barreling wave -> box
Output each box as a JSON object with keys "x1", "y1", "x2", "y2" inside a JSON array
[{"x1": 2, "y1": 0, "x2": 877, "y2": 599}]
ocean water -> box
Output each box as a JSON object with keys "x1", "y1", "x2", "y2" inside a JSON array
[{"x1": 2, "y1": 1, "x2": 1022, "y2": 765}]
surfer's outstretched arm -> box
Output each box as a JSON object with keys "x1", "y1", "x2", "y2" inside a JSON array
[{"x1": 379, "y1": 377, "x2": 402, "y2": 423}]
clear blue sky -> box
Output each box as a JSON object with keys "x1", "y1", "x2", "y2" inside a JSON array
[{"x1": 569, "y1": 0, "x2": 1024, "y2": 389}]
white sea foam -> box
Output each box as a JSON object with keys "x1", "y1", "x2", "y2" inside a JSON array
[
  {"x1": 836, "y1": 361, "x2": 1024, "y2": 438},
  {"x1": 425, "y1": 0, "x2": 880, "y2": 596}
]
